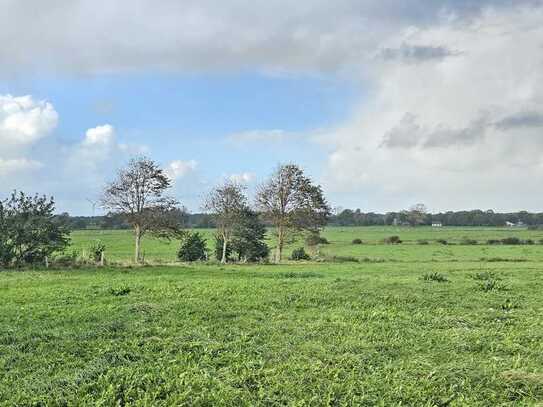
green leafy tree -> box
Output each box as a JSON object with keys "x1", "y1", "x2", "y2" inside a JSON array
[
  {"x1": 215, "y1": 208, "x2": 269, "y2": 262},
  {"x1": 0, "y1": 191, "x2": 70, "y2": 266}
]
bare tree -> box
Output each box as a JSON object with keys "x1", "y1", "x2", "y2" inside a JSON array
[
  {"x1": 101, "y1": 157, "x2": 183, "y2": 263},
  {"x1": 256, "y1": 164, "x2": 331, "y2": 263},
  {"x1": 204, "y1": 181, "x2": 248, "y2": 264},
  {"x1": 406, "y1": 203, "x2": 428, "y2": 226}
]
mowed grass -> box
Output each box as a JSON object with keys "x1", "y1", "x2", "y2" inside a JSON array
[
  {"x1": 2, "y1": 227, "x2": 543, "y2": 405},
  {"x1": 69, "y1": 226, "x2": 543, "y2": 263}
]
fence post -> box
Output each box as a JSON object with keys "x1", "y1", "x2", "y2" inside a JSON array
[
  {"x1": 45, "y1": 256, "x2": 49, "y2": 268},
  {"x1": 100, "y1": 251, "x2": 105, "y2": 267}
]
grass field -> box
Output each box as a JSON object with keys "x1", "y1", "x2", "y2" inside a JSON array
[
  {"x1": 2, "y1": 227, "x2": 543, "y2": 405},
  {"x1": 69, "y1": 226, "x2": 543, "y2": 263}
]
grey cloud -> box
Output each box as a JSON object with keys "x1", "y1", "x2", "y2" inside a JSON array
[
  {"x1": 423, "y1": 119, "x2": 487, "y2": 148},
  {"x1": 380, "y1": 44, "x2": 461, "y2": 63},
  {"x1": 382, "y1": 114, "x2": 487, "y2": 149},
  {"x1": 0, "y1": 0, "x2": 538, "y2": 76},
  {"x1": 495, "y1": 111, "x2": 543, "y2": 129},
  {"x1": 381, "y1": 113, "x2": 423, "y2": 148}
]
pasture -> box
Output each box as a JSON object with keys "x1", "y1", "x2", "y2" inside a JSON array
[
  {"x1": 1, "y1": 226, "x2": 543, "y2": 405},
  {"x1": 69, "y1": 226, "x2": 543, "y2": 263}
]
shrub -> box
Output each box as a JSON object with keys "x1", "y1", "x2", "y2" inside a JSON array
[
  {"x1": 352, "y1": 238, "x2": 363, "y2": 245},
  {"x1": 436, "y1": 239, "x2": 448, "y2": 245},
  {"x1": 478, "y1": 279, "x2": 508, "y2": 292},
  {"x1": 460, "y1": 238, "x2": 478, "y2": 245},
  {"x1": 305, "y1": 233, "x2": 329, "y2": 246},
  {"x1": 290, "y1": 247, "x2": 310, "y2": 261},
  {"x1": 178, "y1": 232, "x2": 207, "y2": 262},
  {"x1": 88, "y1": 240, "x2": 106, "y2": 262},
  {"x1": 422, "y1": 272, "x2": 449, "y2": 282},
  {"x1": 384, "y1": 236, "x2": 402, "y2": 244},
  {"x1": 501, "y1": 237, "x2": 521, "y2": 245},
  {"x1": 0, "y1": 191, "x2": 70, "y2": 267},
  {"x1": 525, "y1": 239, "x2": 535, "y2": 245},
  {"x1": 487, "y1": 239, "x2": 501, "y2": 245}
]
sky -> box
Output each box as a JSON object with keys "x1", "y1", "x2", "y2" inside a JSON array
[{"x1": 1, "y1": 0, "x2": 543, "y2": 214}]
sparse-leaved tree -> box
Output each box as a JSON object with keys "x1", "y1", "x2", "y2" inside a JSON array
[
  {"x1": 256, "y1": 164, "x2": 331, "y2": 263},
  {"x1": 204, "y1": 181, "x2": 247, "y2": 264},
  {"x1": 101, "y1": 157, "x2": 184, "y2": 263}
]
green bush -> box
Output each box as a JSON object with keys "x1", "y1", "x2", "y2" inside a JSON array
[
  {"x1": 290, "y1": 247, "x2": 310, "y2": 261},
  {"x1": 305, "y1": 233, "x2": 329, "y2": 246},
  {"x1": 352, "y1": 238, "x2": 363, "y2": 245},
  {"x1": 384, "y1": 236, "x2": 402, "y2": 244},
  {"x1": 178, "y1": 232, "x2": 207, "y2": 262},
  {"x1": 501, "y1": 237, "x2": 521, "y2": 245},
  {"x1": 88, "y1": 240, "x2": 106, "y2": 262}
]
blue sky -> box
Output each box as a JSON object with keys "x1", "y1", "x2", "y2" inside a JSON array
[
  {"x1": 1, "y1": 0, "x2": 543, "y2": 214},
  {"x1": 0, "y1": 72, "x2": 359, "y2": 212}
]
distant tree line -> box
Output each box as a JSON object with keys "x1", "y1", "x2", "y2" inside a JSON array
[
  {"x1": 57, "y1": 208, "x2": 543, "y2": 230},
  {"x1": 329, "y1": 208, "x2": 543, "y2": 227}
]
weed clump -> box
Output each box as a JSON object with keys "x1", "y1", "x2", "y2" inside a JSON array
[
  {"x1": 478, "y1": 279, "x2": 508, "y2": 292},
  {"x1": 422, "y1": 272, "x2": 449, "y2": 282},
  {"x1": 108, "y1": 286, "x2": 131, "y2": 296},
  {"x1": 352, "y1": 238, "x2": 363, "y2": 245}
]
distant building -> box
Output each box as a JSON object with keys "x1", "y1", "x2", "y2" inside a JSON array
[
  {"x1": 505, "y1": 221, "x2": 525, "y2": 227},
  {"x1": 432, "y1": 222, "x2": 443, "y2": 227}
]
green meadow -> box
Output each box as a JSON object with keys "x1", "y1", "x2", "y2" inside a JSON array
[
  {"x1": 69, "y1": 226, "x2": 543, "y2": 263},
  {"x1": 2, "y1": 226, "x2": 543, "y2": 405}
]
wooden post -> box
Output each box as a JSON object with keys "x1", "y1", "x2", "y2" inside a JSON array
[
  {"x1": 100, "y1": 251, "x2": 105, "y2": 267},
  {"x1": 45, "y1": 256, "x2": 49, "y2": 268}
]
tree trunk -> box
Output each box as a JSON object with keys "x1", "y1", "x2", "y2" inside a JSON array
[
  {"x1": 275, "y1": 225, "x2": 284, "y2": 263},
  {"x1": 221, "y1": 237, "x2": 227, "y2": 264},
  {"x1": 134, "y1": 224, "x2": 142, "y2": 264}
]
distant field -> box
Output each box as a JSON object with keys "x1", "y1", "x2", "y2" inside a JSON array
[
  {"x1": 2, "y1": 262, "x2": 542, "y2": 405},
  {"x1": 69, "y1": 226, "x2": 543, "y2": 263}
]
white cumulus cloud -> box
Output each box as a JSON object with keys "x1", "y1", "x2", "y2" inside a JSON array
[
  {"x1": 166, "y1": 160, "x2": 198, "y2": 180},
  {"x1": 0, "y1": 94, "x2": 58, "y2": 147}
]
